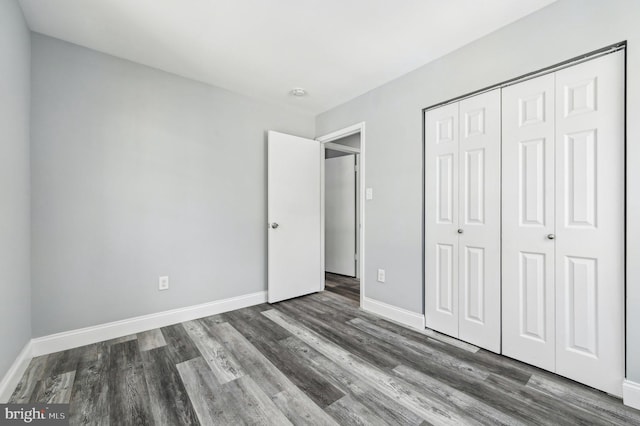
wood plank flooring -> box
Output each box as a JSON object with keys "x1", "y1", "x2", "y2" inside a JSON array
[
  {"x1": 325, "y1": 272, "x2": 359, "y2": 303},
  {"x1": 11, "y1": 290, "x2": 640, "y2": 425}
]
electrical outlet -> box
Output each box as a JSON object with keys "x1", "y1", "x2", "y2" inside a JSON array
[
  {"x1": 377, "y1": 269, "x2": 385, "y2": 283},
  {"x1": 159, "y1": 276, "x2": 169, "y2": 291}
]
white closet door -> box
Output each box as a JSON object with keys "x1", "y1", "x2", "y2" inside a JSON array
[
  {"x1": 502, "y1": 74, "x2": 557, "y2": 371},
  {"x1": 554, "y1": 51, "x2": 624, "y2": 396},
  {"x1": 457, "y1": 90, "x2": 501, "y2": 353},
  {"x1": 425, "y1": 102, "x2": 459, "y2": 337}
]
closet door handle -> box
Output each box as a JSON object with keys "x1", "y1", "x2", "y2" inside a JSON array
[
  {"x1": 547, "y1": 234, "x2": 555, "y2": 240},
  {"x1": 457, "y1": 229, "x2": 464, "y2": 234}
]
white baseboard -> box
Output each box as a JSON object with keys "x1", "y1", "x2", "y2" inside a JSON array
[
  {"x1": 0, "y1": 341, "x2": 33, "y2": 403},
  {"x1": 31, "y1": 291, "x2": 267, "y2": 357},
  {"x1": 624, "y1": 379, "x2": 640, "y2": 410},
  {"x1": 362, "y1": 297, "x2": 425, "y2": 330}
]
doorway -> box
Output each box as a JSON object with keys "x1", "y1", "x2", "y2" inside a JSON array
[
  {"x1": 325, "y1": 147, "x2": 359, "y2": 302},
  {"x1": 266, "y1": 124, "x2": 365, "y2": 306},
  {"x1": 317, "y1": 123, "x2": 365, "y2": 307}
]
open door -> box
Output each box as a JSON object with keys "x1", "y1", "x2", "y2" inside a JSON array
[{"x1": 268, "y1": 131, "x2": 322, "y2": 303}]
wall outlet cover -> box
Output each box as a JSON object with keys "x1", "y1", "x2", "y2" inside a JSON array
[
  {"x1": 377, "y1": 269, "x2": 385, "y2": 283},
  {"x1": 159, "y1": 276, "x2": 169, "y2": 291}
]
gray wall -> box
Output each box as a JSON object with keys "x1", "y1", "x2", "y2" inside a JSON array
[
  {"x1": 325, "y1": 149, "x2": 351, "y2": 159},
  {"x1": 31, "y1": 34, "x2": 314, "y2": 337},
  {"x1": 333, "y1": 133, "x2": 360, "y2": 149},
  {"x1": 0, "y1": 0, "x2": 31, "y2": 379},
  {"x1": 325, "y1": 134, "x2": 360, "y2": 159},
  {"x1": 316, "y1": 0, "x2": 640, "y2": 382}
]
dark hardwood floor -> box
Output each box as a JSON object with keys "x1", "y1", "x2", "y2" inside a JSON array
[
  {"x1": 325, "y1": 272, "x2": 359, "y2": 303},
  {"x1": 10, "y1": 289, "x2": 640, "y2": 425}
]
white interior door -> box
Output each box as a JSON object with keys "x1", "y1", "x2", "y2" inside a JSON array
[
  {"x1": 457, "y1": 89, "x2": 501, "y2": 353},
  {"x1": 554, "y1": 51, "x2": 624, "y2": 396},
  {"x1": 268, "y1": 131, "x2": 322, "y2": 303},
  {"x1": 425, "y1": 102, "x2": 460, "y2": 337},
  {"x1": 325, "y1": 155, "x2": 356, "y2": 276},
  {"x1": 502, "y1": 74, "x2": 557, "y2": 371}
]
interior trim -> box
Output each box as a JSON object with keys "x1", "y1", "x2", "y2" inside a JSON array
[
  {"x1": 0, "y1": 341, "x2": 33, "y2": 403},
  {"x1": 30, "y1": 291, "x2": 267, "y2": 357},
  {"x1": 362, "y1": 296, "x2": 425, "y2": 330},
  {"x1": 623, "y1": 379, "x2": 640, "y2": 409}
]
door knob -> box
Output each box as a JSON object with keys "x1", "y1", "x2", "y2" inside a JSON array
[
  {"x1": 547, "y1": 234, "x2": 555, "y2": 240},
  {"x1": 271, "y1": 222, "x2": 279, "y2": 229},
  {"x1": 457, "y1": 229, "x2": 464, "y2": 234}
]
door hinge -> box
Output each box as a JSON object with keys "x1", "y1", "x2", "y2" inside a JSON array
[{"x1": 355, "y1": 165, "x2": 359, "y2": 172}]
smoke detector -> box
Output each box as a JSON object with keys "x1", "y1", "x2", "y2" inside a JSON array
[{"x1": 289, "y1": 88, "x2": 307, "y2": 97}]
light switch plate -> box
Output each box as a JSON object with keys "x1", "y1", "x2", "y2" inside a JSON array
[{"x1": 366, "y1": 188, "x2": 373, "y2": 200}]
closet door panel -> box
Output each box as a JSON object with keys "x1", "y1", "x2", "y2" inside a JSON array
[
  {"x1": 425, "y1": 103, "x2": 460, "y2": 337},
  {"x1": 554, "y1": 51, "x2": 624, "y2": 396},
  {"x1": 458, "y1": 89, "x2": 501, "y2": 353},
  {"x1": 502, "y1": 74, "x2": 556, "y2": 371}
]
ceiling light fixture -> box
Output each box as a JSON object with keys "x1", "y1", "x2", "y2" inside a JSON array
[{"x1": 289, "y1": 88, "x2": 307, "y2": 97}]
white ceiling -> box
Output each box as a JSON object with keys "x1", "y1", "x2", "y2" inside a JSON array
[{"x1": 19, "y1": 0, "x2": 556, "y2": 114}]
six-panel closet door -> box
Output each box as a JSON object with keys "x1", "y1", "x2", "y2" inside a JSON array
[
  {"x1": 502, "y1": 74, "x2": 556, "y2": 371},
  {"x1": 425, "y1": 89, "x2": 501, "y2": 353},
  {"x1": 501, "y1": 51, "x2": 625, "y2": 396},
  {"x1": 554, "y1": 52, "x2": 624, "y2": 395},
  {"x1": 458, "y1": 92, "x2": 501, "y2": 352},
  {"x1": 425, "y1": 102, "x2": 460, "y2": 338}
]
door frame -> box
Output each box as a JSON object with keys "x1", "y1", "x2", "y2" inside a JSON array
[{"x1": 317, "y1": 122, "x2": 366, "y2": 307}]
